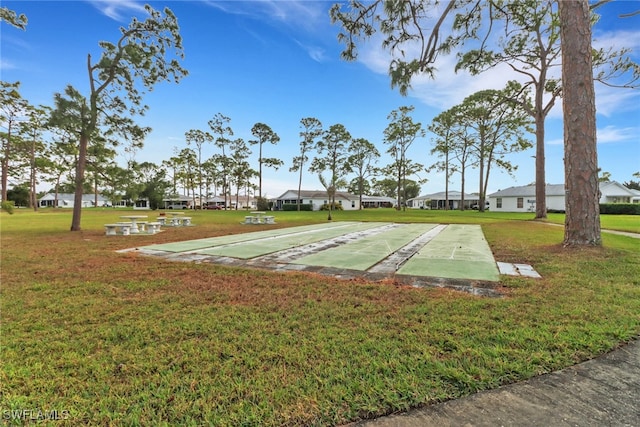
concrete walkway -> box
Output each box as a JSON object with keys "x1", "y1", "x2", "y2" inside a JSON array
[{"x1": 355, "y1": 338, "x2": 640, "y2": 427}]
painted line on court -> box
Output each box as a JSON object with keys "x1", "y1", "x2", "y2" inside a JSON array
[
  {"x1": 292, "y1": 223, "x2": 438, "y2": 271},
  {"x1": 194, "y1": 222, "x2": 389, "y2": 259},
  {"x1": 398, "y1": 224, "x2": 500, "y2": 282},
  {"x1": 140, "y1": 221, "x2": 360, "y2": 253},
  {"x1": 368, "y1": 224, "x2": 448, "y2": 274},
  {"x1": 247, "y1": 223, "x2": 402, "y2": 264}
]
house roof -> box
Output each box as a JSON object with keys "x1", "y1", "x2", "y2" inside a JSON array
[
  {"x1": 409, "y1": 191, "x2": 479, "y2": 201},
  {"x1": 274, "y1": 190, "x2": 357, "y2": 200},
  {"x1": 599, "y1": 181, "x2": 638, "y2": 197},
  {"x1": 489, "y1": 181, "x2": 637, "y2": 198},
  {"x1": 489, "y1": 184, "x2": 565, "y2": 197},
  {"x1": 39, "y1": 192, "x2": 107, "y2": 202}
]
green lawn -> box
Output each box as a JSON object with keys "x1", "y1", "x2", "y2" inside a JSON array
[{"x1": 1, "y1": 208, "x2": 639, "y2": 426}]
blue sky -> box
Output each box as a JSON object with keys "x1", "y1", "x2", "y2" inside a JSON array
[{"x1": 2, "y1": 0, "x2": 639, "y2": 198}]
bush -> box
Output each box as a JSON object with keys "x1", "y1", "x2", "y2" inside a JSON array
[
  {"x1": 1, "y1": 201, "x2": 15, "y2": 214},
  {"x1": 282, "y1": 203, "x2": 313, "y2": 211},
  {"x1": 256, "y1": 197, "x2": 270, "y2": 211},
  {"x1": 599, "y1": 203, "x2": 640, "y2": 215},
  {"x1": 320, "y1": 202, "x2": 343, "y2": 211}
]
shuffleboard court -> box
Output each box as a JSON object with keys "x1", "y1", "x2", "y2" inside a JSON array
[
  {"x1": 130, "y1": 221, "x2": 515, "y2": 294},
  {"x1": 292, "y1": 223, "x2": 438, "y2": 271},
  {"x1": 195, "y1": 222, "x2": 388, "y2": 259},
  {"x1": 397, "y1": 224, "x2": 500, "y2": 282},
  {"x1": 142, "y1": 221, "x2": 362, "y2": 253}
]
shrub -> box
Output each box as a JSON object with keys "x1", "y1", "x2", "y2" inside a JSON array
[
  {"x1": 599, "y1": 203, "x2": 640, "y2": 215},
  {"x1": 320, "y1": 202, "x2": 343, "y2": 211},
  {"x1": 282, "y1": 203, "x2": 313, "y2": 211},
  {"x1": 256, "y1": 197, "x2": 270, "y2": 211},
  {"x1": 1, "y1": 201, "x2": 15, "y2": 214}
]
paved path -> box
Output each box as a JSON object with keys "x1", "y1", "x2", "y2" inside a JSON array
[
  {"x1": 604, "y1": 229, "x2": 640, "y2": 239},
  {"x1": 544, "y1": 223, "x2": 640, "y2": 239},
  {"x1": 354, "y1": 338, "x2": 640, "y2": 427}
]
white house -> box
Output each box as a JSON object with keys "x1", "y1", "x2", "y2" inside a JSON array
[
  {"x1": 407, "y1": 191, "x2": 480, "y2": 210},
  {"x1": 38, "y1": 193, "x2": 109, "y2": 208},
  {"x1": 488, "y1": 181, "x2": 639, "y2": 213},
  {"x1": 273, "y1": 190, "x2": 361, "y2": 211},
  {"x1": 360, "y1": 195, "x2": 396, "y2": 208},
  {"x1": 488, "y1": 184, "x2": 565, "y2": 213},
  {"x1": 162, "y1": 195, "x2": 194, "y2": 209},
  {"x1": 599, "y1": 181, "x2": 640, "y2": 204}
]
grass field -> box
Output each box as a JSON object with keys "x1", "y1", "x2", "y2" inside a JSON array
[{"x1": 1, "y1": 208, "x2": 639, "y2": 426}]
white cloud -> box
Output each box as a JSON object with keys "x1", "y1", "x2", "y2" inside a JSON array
[
  {"x1": 593, "y1": 29, "x2": 640, "y2": 53},
  {"x1": 547, "y1": 126, "x2": 639, "y2": 146},
  {"x1": 88, "y1": 0, "x2": 148, "y2": 21},
  {"x1": 597, "y1": 125, "x2": 640, "y2": 144},
  {"x1": 204, "y1": 0, "x2": 327, "y2": 32},
  {"x1": 294, "y1": 39, "x2": 327, "y2": 62},
  {"x1": 0, "y1": 58, "x2": 17, "y2": 71},
  {"x1": 547, "y1": 138, "x2": 564, "y2": 146},
  {"x1": 353, "y1": 14, "x2": 640, "y2": 117},
  {"x1": 595, "y1": 83, "x2": 640, "y2": 117}
]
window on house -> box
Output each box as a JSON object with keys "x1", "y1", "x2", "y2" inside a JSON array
[
  {"x1": 496, "y1": 198, "x2": 502, "y2": 208},
  {"x1": 517, "y1": 197, "x2": 524, "y2": 208}
]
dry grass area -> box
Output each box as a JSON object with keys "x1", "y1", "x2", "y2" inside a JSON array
[{"x1": 1, "y1": 209, "x2": 638, "y2": 426}]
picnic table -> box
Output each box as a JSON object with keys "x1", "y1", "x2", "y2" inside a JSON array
[
  {"x1": 120, "y1": 215, "x2": 148, "y2": 234},
  {"x1": 245, "y1": 211, "x2": 275, "y2": 225}
]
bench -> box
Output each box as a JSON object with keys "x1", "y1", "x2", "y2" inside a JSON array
[
  {"x1": 104, "y1": 223, "x2": 131, "y2": 236},
  {"x1": 146, "y1": 221, "x2": 162, "y2": 234},
  {"x1": 264, "y1": 216, "x2": 275, "y2": 224},
  {"x1": 156, "y1": 217, "x2": 167, "y2": 225},
  {"x1": 179, "y1": 217, "x2": 192, "y2": 226}
]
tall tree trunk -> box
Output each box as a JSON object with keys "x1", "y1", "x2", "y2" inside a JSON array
[
  {"x1": 559, "y1": 0, "x2": 601, "y2": 246},
  {"x1": 258, "y1": 142, "x2": 263, "y2": 200},
  {"x1": 477, "y1": 136, "x2": 485, "y2": 213},
  {"x1": 534, "y1": 109, "x2": 547, "y2": 219},
  {"x1": 297, "y1": 164, "x2": 303, "y2": 212},
  {"x1": 460, "y1": 163, "x2": 466, "y2": 211},
  {"x1": 1, "y1": 121, "x2": 12, "y2": 202},
  {"x1": 71, "y1": 134, "x2": 88, "y2": 231},
  {"x1": 481, "y1": 152, "x2": 494, "y2": 213},
  {"x1": 396, "y1": 165, "x2": 402, "y2": 210},
  {"x1": 444, "y1": 150, "x2": 449, "y2": 210},
  {"x1": 30, "y1": 139, "x2": 38, "y2": 211}
]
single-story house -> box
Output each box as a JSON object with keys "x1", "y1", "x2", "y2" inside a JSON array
[
  {"x1": 488, "y1": 184, "x2": 565, "y2": 213},
  {"x1": 360, "y1": 195, "x2": 396, "y2": 208},
  {"x1": 273, "y1": 190, "x2": 361, "y2": 211},
  {"x1": 407, "y1": 191, "x2": 480, "y2": 210},
  {"x1": 38, "y1": 193, "x2": 109, "y2": 208},
  {"x1": 600, "y1": 181, "x2": 640, "y2": 204},
  {"x1": 229, "y1": 196, "x2": 258, "y2": 210},
  {"x1": 488, "y1": 181, "x2": 639, "y2": 213},
  {"x1": 204, "y1": 196, "x2": 226, "y2": 209},
  {"x1": 162, "y1": 195, "x2": 196, "y2": 209},
  {"x1": 132, "y1": 198, "x2": 150, "y2": 210}
]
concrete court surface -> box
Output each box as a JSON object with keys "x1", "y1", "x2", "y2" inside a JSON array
[{"x1": 130, "y1": 222, "x2": 514, "y2": 295}]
